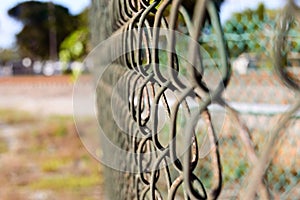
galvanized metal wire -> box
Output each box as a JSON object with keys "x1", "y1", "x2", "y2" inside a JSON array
[{"x1": 91, "y1": 0, "x2": 300, "y2": 199}]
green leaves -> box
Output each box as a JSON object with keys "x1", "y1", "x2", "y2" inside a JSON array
[
  {"x1": 8, "y1": 1, "x2": 81, "y2": 60},
  {"x1": 59, "y1": 28, "x2": 89, "y2": 62}
]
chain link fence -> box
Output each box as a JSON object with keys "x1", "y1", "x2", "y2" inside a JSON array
[{"x1": 89, "y1": 0, "x2": 300, "y2": 199}]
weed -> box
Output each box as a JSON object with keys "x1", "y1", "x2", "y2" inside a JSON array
[
  {"x1": 29, "y1": 175, "x2": 102, "y2": 190},
  {"x1": 0, "y1": 109, "x2": 36, "y2": 124},
  {"x1": 41, "y1": 158, "x2": 71, "y2": 172}
]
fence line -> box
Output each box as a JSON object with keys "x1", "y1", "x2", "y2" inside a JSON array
[{"x1": 90, "y1": 0, "x2": 300, "y2": 199}]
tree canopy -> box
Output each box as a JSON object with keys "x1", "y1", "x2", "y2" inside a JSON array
[
  {"x1": 8, "y1": 1, "x2": 80, "y2": 60},
  {"x1": 0, "y1": 48, "x2": 20, "y2": 65},
  {"x1": 59, "y1": 8, "x2": 90, "y2": 63}
]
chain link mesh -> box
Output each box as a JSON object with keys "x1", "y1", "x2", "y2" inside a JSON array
[{"x1": 91, "y1": 0, "x2": 300, "y2": 199}]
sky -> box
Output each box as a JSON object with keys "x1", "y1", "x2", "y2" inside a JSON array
[
  {"x1": 0, "y1": 0, "x2": 293, "y2": 49},
  {"x1": 220, "y1": 0, "x2": 286, "y2": 23},
  {"x1": 0, "y1": 0, "x2": 91, "y2": 48}
]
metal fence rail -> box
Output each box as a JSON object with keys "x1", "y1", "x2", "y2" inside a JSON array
[{"x1": 91, "y1": 0, "x2": 300, "y2": 199}]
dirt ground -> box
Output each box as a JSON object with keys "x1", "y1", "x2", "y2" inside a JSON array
[
  {"x1": 0, "y1": 75, "x2": 105, "y2": 200},
  {"x1": 0, "y1": 75, "x2": 93, "y2": 116},
  {"x1": 1, "y1": 74, "x2": 298, "y2": 199}
]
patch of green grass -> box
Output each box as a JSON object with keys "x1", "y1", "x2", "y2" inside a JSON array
[
  {"x1": 47, "y1": 115, "x2": 73, "y2": 122},
  {"x1": 45, "y1": 116, "x2": 74, "y2": 137},
  {"x1": 0, "y1": 109, "x2": 36, "y2": 124},
  {"x1": 41, "y1": 158, "x2": 71, "y2": 172},
  {"x1": 0, "y1": 108, "x2": 103, "y2": 199},
  {"x1": 52, "y1": 123, "x2": 68, "y2": 137},
  {"x1": 29, "y1": 175, "x2": 102, "y2": 190}
]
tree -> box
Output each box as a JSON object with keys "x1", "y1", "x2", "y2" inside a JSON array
[
  {"x1": 8, "y1": 1, "x2": 78, "y2": 60},
  {"x1": 59, "y1": 8, "x2": 90, "y2": 63},
  {"x1": 0, "y1": 48, "x2": 20, "y2": 65}
]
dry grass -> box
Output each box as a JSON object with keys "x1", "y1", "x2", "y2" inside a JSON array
[
  {"x1": 0, "y1": 138, "x2": 8, "y2": 153},
  {"x1": 0, "y1": 109, "x2": 104, "y2": 200},
  {"x1": 0, "y1": 109, "x2": 36, "y2": 124}
]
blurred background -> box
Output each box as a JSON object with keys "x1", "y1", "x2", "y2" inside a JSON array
[
  {"x1": 0, "y1": 1, "x2": 104, "y2": 200},
  {"x1": 0, "y1": 0, "x2": 299, "y2": 199}
]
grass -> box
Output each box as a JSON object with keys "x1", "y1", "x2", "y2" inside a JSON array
[
  {"x1": 44, "y1": 115, "x2": 75, "y2": 137},
  {"x1": 29, "y1": 175, "x2": 102, "y2": 190},
  {"x1": 0, "y1": 138, "x2": 8, "y2": 153},
  {"x1": 0, "y1": 108, "x2": 103, "y2": 200},
  {"x1": 1, "y1": 108, "x2": 298, "y2": 198},
  {"x1": 0, "y1": 109, "x2": 36, "y2": 124},
  {"x1": 41, "y1": 158, "x2": 71, "y2": 172}
]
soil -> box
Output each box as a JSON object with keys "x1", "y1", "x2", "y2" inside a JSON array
[
  {"x1": 0, "y1": 75, "x2": 92, "y2": 116},
  {"x1": 0, "y1": 75, "x2": 106, "y2": 200}
]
